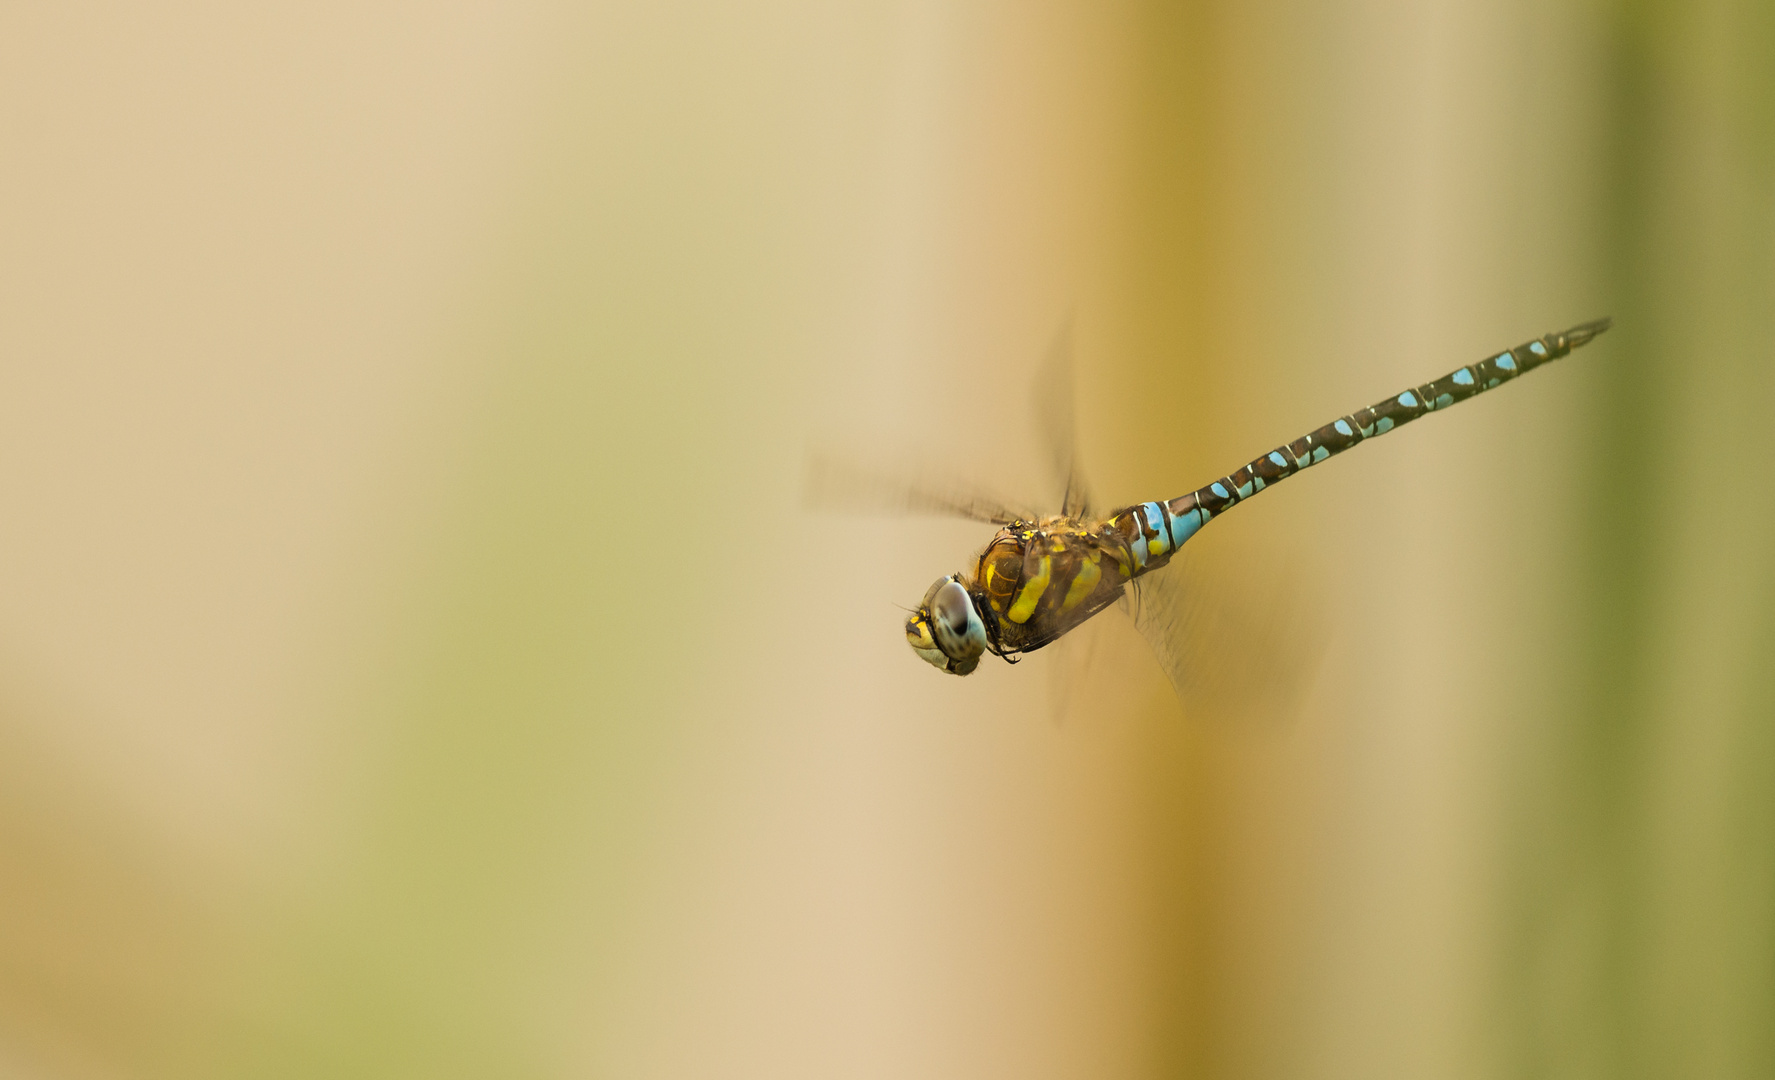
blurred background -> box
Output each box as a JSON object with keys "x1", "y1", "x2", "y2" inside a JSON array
[{"x1": 2, "y1": 1, "x2": 1771, "y2": 1077}]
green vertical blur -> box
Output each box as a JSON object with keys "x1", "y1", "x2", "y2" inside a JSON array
[
  {"x1": 1497, "y1": 2, "x2": 1775, "y2": 1078},
  {"x1": 1123, "y1": 1, "x2": 1775, "y2": 1077}
]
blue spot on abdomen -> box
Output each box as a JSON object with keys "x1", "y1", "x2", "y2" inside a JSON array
[
  {"x1": 1169, "y1": 507, "x2": 1205, "y2": 548},
  {"x1": 1141, "y1": 503, "x2": 1169, "y2": 555}
]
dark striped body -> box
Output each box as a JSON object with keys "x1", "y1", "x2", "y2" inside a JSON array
[{"x1": 964, "y1": 319, "x2": 1610, "y2": 661}]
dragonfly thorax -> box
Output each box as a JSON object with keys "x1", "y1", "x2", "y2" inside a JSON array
[
  {"x1": 905, "y1": 517, "x2": 1142, "y2": 677},
  {"x1": 905, "y1": 576, "x2": 988, "y2": 675}
]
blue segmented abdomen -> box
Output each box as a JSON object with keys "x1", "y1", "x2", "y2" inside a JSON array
[{"x1": 1128, "y1": 319, "x2": 1611, "y2": 555}]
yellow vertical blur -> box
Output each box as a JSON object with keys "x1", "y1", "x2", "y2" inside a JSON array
[{"x1": 0, "y1": 2, "x2": 1771, "y2": 1079}]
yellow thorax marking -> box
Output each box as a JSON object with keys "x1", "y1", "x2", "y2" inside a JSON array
[
  {"x1": 1107, "y1": 542, "x2": 1132, "y2": 577},
  {"x1": 1060, "y1": 558, "x2": 1100, "y2": 612},
  {"x1": 1006, "y1": 555, "x2": 1051, "y2": 624}
]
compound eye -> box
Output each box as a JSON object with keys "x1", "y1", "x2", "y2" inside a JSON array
[{"x1": 932, "y1": 581, "x2": 974, "y2": 637}]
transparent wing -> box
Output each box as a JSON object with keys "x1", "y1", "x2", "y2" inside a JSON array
[
  {"x1": 1123, "y1": 546, "x2": 1324, "y2": 726},
  {"x1": 807, "y1": 317, "x2": 1089, "y2": 526},
  {"x1": 802, "y1": 453, "x2": 1033, "y2": 525},
  {"x1": 1041, "y1": 606, "x2": 1110, "y2": 728},
  {"x1": 1030, "y1": 317, "x2": 1093, "y2": 518}
]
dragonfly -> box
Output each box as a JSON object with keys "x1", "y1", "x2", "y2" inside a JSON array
[{"x1": 902, "y1": 318, "x2": 1613, "y2": 683}]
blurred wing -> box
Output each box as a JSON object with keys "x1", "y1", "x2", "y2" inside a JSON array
[
  {"x1": 1030, "y1": 318, "x2": 1093, "y2": 519},
  {"x1": 1124, "y1": 547, "x2": 1323, "y2": 726},
  {"x1": 807, "y1": 315, "x2": 1088, "y2": 526},
  {"x1": 1040, "y1": 606, "x2": 1109, "y2": 728},
  {"x1": 802, "y1": 453, "x2": 1032, "y2": 525}
]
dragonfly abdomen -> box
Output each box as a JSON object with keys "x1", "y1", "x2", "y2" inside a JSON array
[{"x1": 1155, "y1": 319, "x2": 1611, "y2": 544}]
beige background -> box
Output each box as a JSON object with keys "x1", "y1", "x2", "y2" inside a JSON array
[{"x1": 1, "y1": 2, "x2": 1770, "y2": 1077}]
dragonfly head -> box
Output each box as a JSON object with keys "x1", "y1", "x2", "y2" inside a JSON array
[{"x1": 906, "y1": 575, "x2": 988, "y2": 675}]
